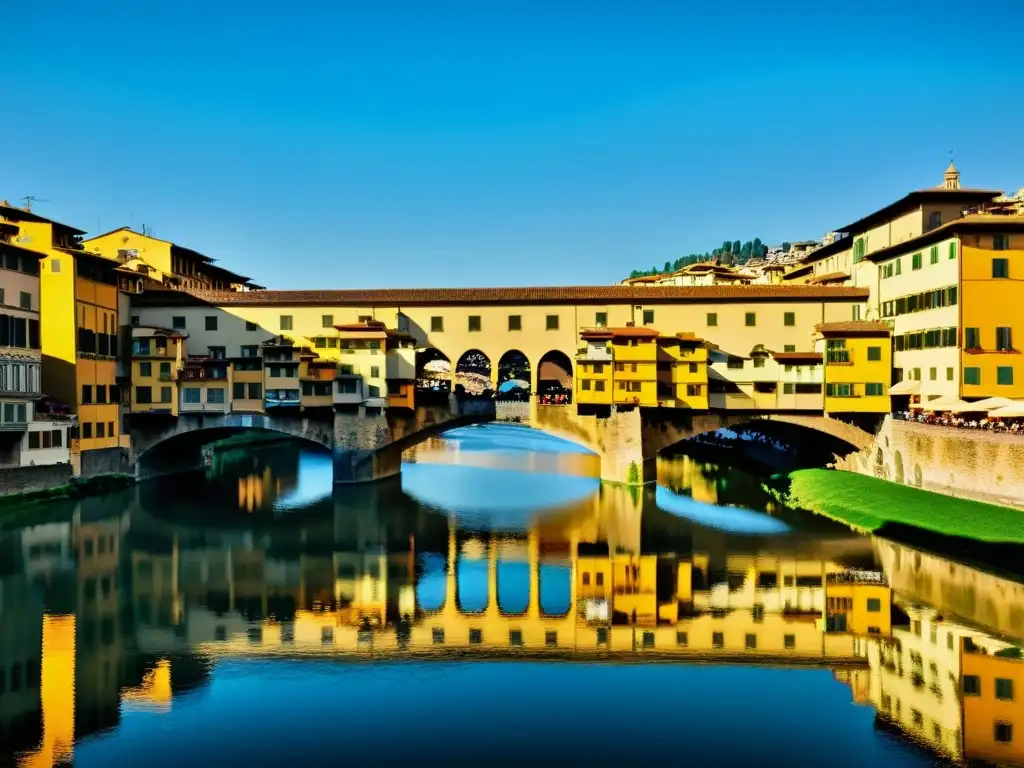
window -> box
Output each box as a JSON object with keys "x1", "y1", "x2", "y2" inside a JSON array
[
  {"x1": 912, "y1": 252, "x2": 922, "y2": 270},
  {"x1": 745, "y1": 634, "x2": 757, "y2": 649},
  {"x1": 994, "y1": 234, "x2": 1010, "y2": 250},
  {"x1": 783, "y1": 383, "x2": 795, "y2": 395},
  {"x1": 248, "y1": 383, "x2": 262, "y2": 399},
  {"x1": 745, "y1": 312, "x2": 756, "y2": 327},
  {"x1": 706, "y1": 312, "x2": 717, "y2": 326},
  {"x1": 965, "y1": 327, "x2": 981, "y2": 349},
  {"x1": 468, "y1": 316, "x2": 481, "y2": 332},
  {"x1": 96, "y1": 422, "x2": 106, "y2": 438},
  {"x1": 28, "y1": 431, "x2": 40, "y2": 449},
  {"x1": 895, "y1": 259, "x2": 902, "y2": 275},
  {"x1": 546, "y1": 631, "x2": 559, "y2": 647},
  {"x1": 280, "y1": 315, "x2": 293, "y2": 331},
  {"x1": 509, "y1": 629, "x2": 523, "y2": 646},
  {"x1": 676, "y1": 631, "x2": 688, "y2": 646},
  {"x1": 927, "y1": 211, "x2": 942, "y2": 230},
  {"x1": 996, "y1": 678, "x2": 1015, "y2": 701},
  {"x1": 784, "y1": 312, "x2": 795, "y2": 327},
  {"x1": 963, "y1": 675, "x2": 981, "y2": 696},
  {"x1": 172, "y1": 316, "x2": 186, "y2": 329},
  {"x1": 205, "y1": 315, "x2": 218, "y2": 331},
  {"x1": 508, "y1": 315, "x2": 521, "y2": 331},
  {"x1": 997, "y1": 327, "x2": 1013, "y2": 351},
  {"x1": 81, "y1": 385, "x2": 93, "y2": 404},
  {"x1": 642, "y1": 631, "x2": 654, "y2": 648},
  {"x1": 867, "y1": 346, "x2": 881, "y2": 361},
  {"x1": 930, "y1": 245, "x2": 939, "y2": 264},
  {"x1": 964, "y1": 367, "x2": 981, "y2": 386},
  {"x1": 949, "y1": 241, "x2": 957, "y2": 259},
  {"x1": 930, "y1": 367, "x2": 937, "y2": 380},
  {"x1": 826, "y1": 383, "x2": 854, "y2": 397},
  {"x1": 134, "y1": 361, "x2": 148, "y2": 378},
  {"x1": 82, "y1": 422, "x2": 93, "y2": 439},
  {"x1": 321, "y1": 314, "x2": 333, "y2": 328},
  {"x1": 594, "y1": 380, "x2": 605, "y2": 392},
  {"x1": 96, "y1": 384, "x2": 108, "y2": 403},
  {"x1": 998, "y1": 367, "x2": 1014, "y2": 386},
  {"x1": 865, "y1": 383, "x2": 884, "y2": 396},
  {"x1": 866, "y1": 598, "x2": 881, "y2": 612},
  {"x1": 245, "y1": 321, "x2": 258, "y2": 331},
  {"x1": 581, "y1": 380, "x2": 591, "y2": 391},
  {"x1": 160, "y1": 386, "x2": 172, "y2": 403},
  {"x1": 712, "y1": 632, "x2": 724, "y2": 649},
  {"x1": 993, "y1": 258, "x2": 1010, "y2": 278},
  {"x1": 727, "y1": 358, "x2": 744, "y2": 369},
  {"x1": 432, "y1": 628, "x2": 444, "y2": 644},
  {"x1": 469, "y1": 629, "x2": 483, "y2": 645},
  {"x1": 546, "y1": 315, "x2": 559, "y2": 330},
  {"x1": 430, "y1": 316, "x2": 443, "y2": 332},
  {"x1": 595, "y1": 312, "x2": 607, "y2": 328},
  {"x1": 642, "y1": 309, "x2": 654, "y2": 325},
  {"x1": 995, "y1": 722, "x2": 1013, "y2": 743},
  {"x1": 19, "y1": 291, "x2": 31, "y2": 310},
  {"x1": 136, "y1": 386, "x2": 152, "y2": 404},
  {"x1": 233, "y1": 382, "x2": 246, "y2": 400},
  {"x1": 207, "y1": 388, "x2": 225, "y2": 404},
  {"x1": 784, "y1": 634, "x2": 796, "y2": 649},
  {"x1": 370, "y1": 366, "x2": 380, "y2": 378},
  {"x1": 595, "y1": 572, "x2": 604, "y2": 586}
]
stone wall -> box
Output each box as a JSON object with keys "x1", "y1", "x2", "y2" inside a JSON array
[
  {"x1": 79, "y1": 447, "x2": 132, "y2": 478},
  {"x1": 532, "y1": 405, "x2": 645, "y2": 484},
  {"x1": 838, "y1": 416, "x2": 1024, "y2": 509},
  {"x1": 0, "y1": 463, "x2": 73, "y2": 497}
]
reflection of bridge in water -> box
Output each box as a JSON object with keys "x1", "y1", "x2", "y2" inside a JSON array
[{"x1": 4, "y1": 487, "x2": 1024, "y2": 767}]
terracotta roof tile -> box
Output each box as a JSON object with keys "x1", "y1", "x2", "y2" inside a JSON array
[
  {"x1": 815, "y1": 320, "x2": 890, "y2": 336},
  {"x1": 807, "y1": 271, "x2": 850, "y2": 284},
  {"x1": 137, "y1": 284, "x2": 869, "y2": 307}
]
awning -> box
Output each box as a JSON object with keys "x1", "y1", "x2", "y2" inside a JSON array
[{"x1": 889, "y1": 379, "x2": 921, "y2": 395}]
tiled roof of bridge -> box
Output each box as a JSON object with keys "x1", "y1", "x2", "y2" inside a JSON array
[
  {"x1": 137, "y1": 284, "x2": 869, "y2": 307},
  {"x1": 815, "y1": 320, "x2": 891, "y2": 336}
]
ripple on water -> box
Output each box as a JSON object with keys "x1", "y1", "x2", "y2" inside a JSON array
[{"x1": 655, "y1": 485, "x2": 791, "y2": 535}]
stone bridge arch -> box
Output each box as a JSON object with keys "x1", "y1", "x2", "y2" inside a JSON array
[
  {"x1": 642, "y1": 410, "x2": 876, "y2": 462},
  {"x1": 131, "y1": 412, "x2": 336, "y2": 480}
]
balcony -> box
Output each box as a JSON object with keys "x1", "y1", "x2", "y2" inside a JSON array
[
  {"x1": 825, "y1": 350, "x2": 852, "y2": 365},
  {"x1": 157, "y1": 371, "x2": 175, "y2": 382}
]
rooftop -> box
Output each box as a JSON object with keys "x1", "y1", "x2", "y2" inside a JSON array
[
  {"x1": 134, "y1": 284, "x2": 870, "y2": 308},
  {"x1": 815, "y1": 321, "x2": 890, "y2": 337},
  {"x1": 581, "y1": 326, "x2": 661, "y2": 340},
  {"x1": 772, "y1": 351, "x2": 823, "y2": 362},
  {"x1": 866, "y1": 214, "x2": 1024, "y2": 263},
  {"x1": 0, "y1": 203, "x2": 87, "y2": 235},
  {"x1": 833, "y1": 187, "x2": 1002, "y2": 236}
]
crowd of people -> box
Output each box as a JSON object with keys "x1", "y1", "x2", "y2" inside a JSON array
[{"x1": 894, "y1": 410, "x2": 1024, "y2": 433}]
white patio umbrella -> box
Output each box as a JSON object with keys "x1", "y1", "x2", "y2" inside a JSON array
[
  {"x1": 987, "y1": 402, "x2": 1024, "y2": 419},
  {"x1": 919, "y1": 395, "x2": 972, "y2": 412},
  {"x1": 969, "y1": 396, "x2": 1015, "y2": 412}
]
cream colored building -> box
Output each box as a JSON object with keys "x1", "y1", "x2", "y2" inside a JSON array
[{"x1": 132, "y1": 285, "x2": 868, "y2": 411}]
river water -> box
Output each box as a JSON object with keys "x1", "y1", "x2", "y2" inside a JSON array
[{"x1": 1, "y1": 423, "x2": 1023, "y2": 766}]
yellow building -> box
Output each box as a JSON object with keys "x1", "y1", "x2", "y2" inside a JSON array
[
  {"x1": 230, "y1": 345, "x2": 264, "y2": 413},
  {"x1": 83, "y1": 227, "x2": 261, "y2": 292},
  {"x1": 129, "y1": 327, "x2": 187, "y2": 416},
  {"x1": 868, "y1": 216, "x2": 1024, "y2": 401},
  {"x1": 656, "y1": 333, "x2": 709, "y2": 409},
  {"x1": 824, "y1": 575, "x2": 891, "y2": 637},
  {"x1": 576, "y1": 332, "x2": 614, "y2": 406},
  {"x1": 300, "y1": 352, "x2": 335, "y2": 410},
  {"x1": 814, "y1": 321, "x2": 892, "y2": 414},
  {"x1": 334, "y1": 321, "x2": 391, "y2": 410},
  {"x1": 0, "y1": 203, "x2": 124, "y2": 455},
  {"x1": 262, "y1": 336, "x2": 301, "y2": 410},
  {"x1": 962, "y1": 638, "x2": 1024, "y2": 766}
]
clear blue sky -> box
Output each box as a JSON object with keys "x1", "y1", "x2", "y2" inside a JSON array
[{"x1": 4, "y1": 1, "x2": 1023, "y2": 289}]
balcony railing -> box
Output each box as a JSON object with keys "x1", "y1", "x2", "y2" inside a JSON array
[
  {"x1": 826, "y1": 350, "x2": 852, "y2": 364},
  {"x1": 158, "y1": 372, "x2": 174, "y2": 382}
]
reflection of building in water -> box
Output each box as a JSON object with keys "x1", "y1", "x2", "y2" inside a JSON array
[
  {"x1": 73, "y1": 506, "x2": 129, "y2": 739},
  {"x1": 962, "y1": 634, "x2": 1024, "y2": 766},
  {"x1": 206, "y1": 446, "x2": 302, "y2": 512},
  {"x1": 17, "y1": 614, "x2": 76, "y2": 768},
  {"x1": 0, "y1": 575, "x2": 44, "y2": 757}
]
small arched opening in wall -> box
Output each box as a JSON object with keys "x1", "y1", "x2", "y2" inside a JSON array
[
  {"x1": 416, "y1": 348, "x2": 452, "y2": 404},
  {"x1": 537, "y1": 350, "x2": 573, "y2": 405},
  {"x1": 874, "y1": 448, "x2": 885, "y2": 478},
  {"x1": 495, "y1": 350, "x2": 531, "y2": 402},
  {"x1": 914, "y1": 462, "x2": 923, "y2": 488},
  {"x1": 454, "y1": 349, "x2": 493, "y2": 399},
  {"x1": 893, "y1": 450, "x2": 905, "y2": 484}
]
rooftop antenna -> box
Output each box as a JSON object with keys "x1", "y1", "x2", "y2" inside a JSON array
[{"x1": 21, "y1": 196, "x2": 50, "y2": 212}]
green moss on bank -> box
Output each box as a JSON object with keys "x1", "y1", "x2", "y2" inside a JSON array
[
  {"x1": 0, "y1": 473, "x2": 135, "y2": 513},
  {"x1": 765, "y1": 469, "x2": 1024, "y2": 544}
]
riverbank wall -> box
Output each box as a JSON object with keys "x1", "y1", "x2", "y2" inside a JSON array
[
  {"x1": 0, "y1": 464, "x2": 74, "y2": 498},
  {"x1": 836, "y1": 416, "x2": 1024, "y2": 510}
]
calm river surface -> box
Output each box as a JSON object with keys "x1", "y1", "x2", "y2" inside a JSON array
[{"x1": 2, "y1": 423, "x2": 1023, "y2": 766}]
